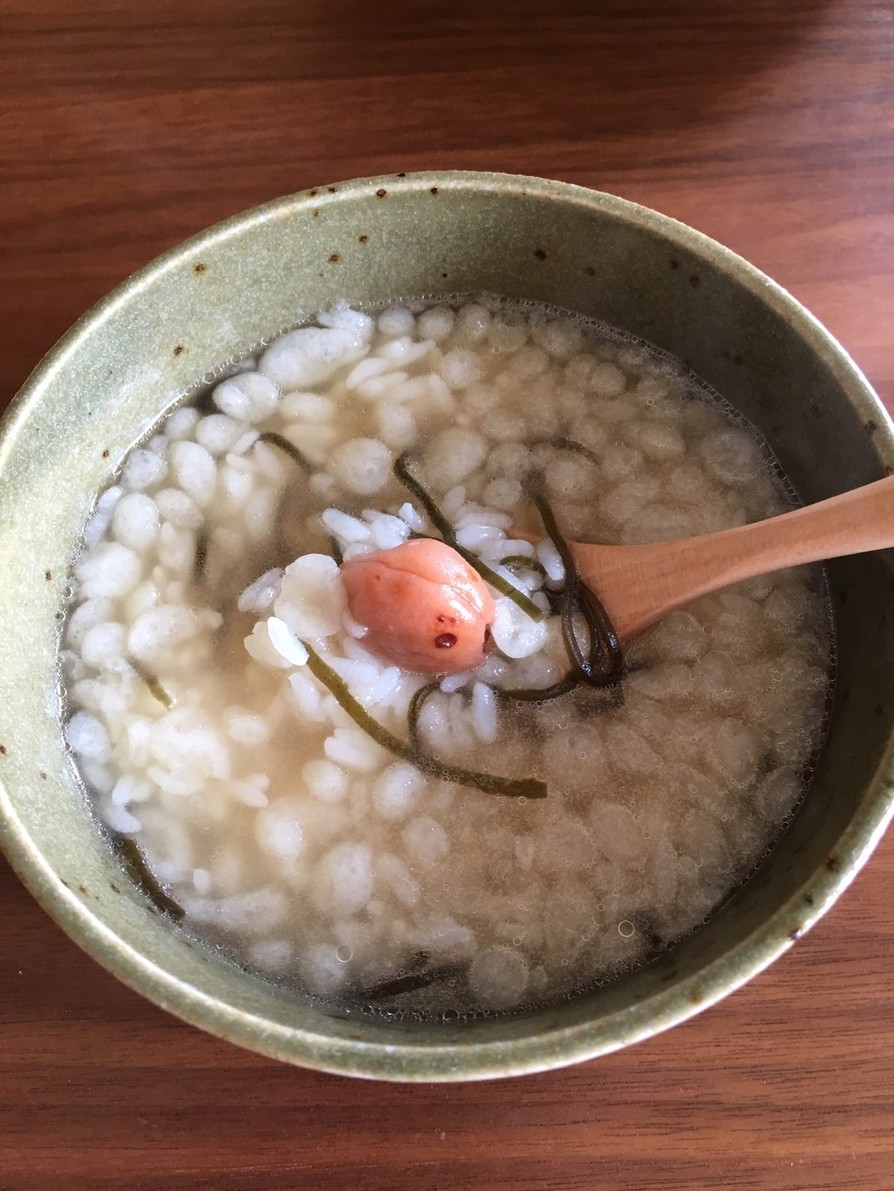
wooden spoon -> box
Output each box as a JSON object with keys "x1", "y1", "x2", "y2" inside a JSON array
[{"x1": 563, "y1": 474, "x2": 894, "y2": 641}]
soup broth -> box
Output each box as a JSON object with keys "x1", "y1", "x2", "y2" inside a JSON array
[{"x1": 61, "y1": 297, "x2": 833, "y2": 1019}]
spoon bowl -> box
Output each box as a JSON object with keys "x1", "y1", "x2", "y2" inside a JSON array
[{"x1": 565, "y1": 474, "x2": 894, "y2": 641}]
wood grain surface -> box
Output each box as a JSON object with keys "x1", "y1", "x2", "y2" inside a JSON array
[{"x1": 1, "y1": 2, "x2": 892, "y2": 1188}]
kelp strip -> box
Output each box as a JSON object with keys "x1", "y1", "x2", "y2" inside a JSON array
[
  {"x1": 193, "y1": 529, "x2": 208, "y2": 585},
  {"x1": 303, "y1": 642, "x2": 546, "y2": 799},
  {"x1": 497, "y1": 674, "x2": 580, "y2": 704},
  {"x1": 501, "y1": 555, "x2": 546, "y2": 579},
  {"x1": 111, "y1": 834, "x2": 185, "y2": 920},
  {"x1": 529, "y1": 482, "x2": 624, "y2": 688},
  {"x1": 407, "y1": 682, "x2": 440, "y2": 752},
  {"x1": 361, "y1": 963, "x2": 467, "y2": 1002},
  {"x1": 257, "y1": 431, "x2": 314, "y2": 475},
  {"x1": 537, "y1": 436, "x2": 602, "y2": 467},
  {"x1": 130, "y1": 661, "x2": 173, "y2": 708},
  {"x1": 258, "y1": 431, "x2": 342, "y2": 562}
]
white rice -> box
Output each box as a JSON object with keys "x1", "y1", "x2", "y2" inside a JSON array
[{"x1": 61, "y1": 297, "x2": 832, "y2": 1019}]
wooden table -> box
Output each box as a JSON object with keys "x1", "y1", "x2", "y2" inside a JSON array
[{"x1": 2, "y1": 3, "x2": 892, "y2": 1187}]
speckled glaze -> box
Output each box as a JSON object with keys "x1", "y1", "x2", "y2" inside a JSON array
[{"x1": 1, "y1": 172, "x2": 893, "y2": 1081}]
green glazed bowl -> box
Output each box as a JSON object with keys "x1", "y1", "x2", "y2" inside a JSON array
[{"x1": 2, "y1": 172, "x2": 893, "y2": 1081}]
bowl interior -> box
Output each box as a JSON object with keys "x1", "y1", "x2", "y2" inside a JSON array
[{"x1": 2, "y1": 172, "x2": 894, "y2": 1080}]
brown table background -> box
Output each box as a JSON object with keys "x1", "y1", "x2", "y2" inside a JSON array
[{"x1": 2, "y1": 2, "x2": 893, "y2": 1187}]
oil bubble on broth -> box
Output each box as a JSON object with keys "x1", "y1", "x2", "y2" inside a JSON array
[{"x1": 60, "y1": 296, "x2": 834, "y2": 1022}]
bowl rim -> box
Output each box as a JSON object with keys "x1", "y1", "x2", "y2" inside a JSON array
[{"x1": 2, "y1": 169, "x2": 894, "y2": 1081}]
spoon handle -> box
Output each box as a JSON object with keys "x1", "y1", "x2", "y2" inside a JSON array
[{"x1": 572, "y1": 473, "x2": 894, "y2": 641}]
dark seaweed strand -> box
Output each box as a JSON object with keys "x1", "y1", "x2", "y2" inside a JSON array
[
  {"x1": 496, "y1": 664, "x2": 625, "y2": 706},
  {"x1": 497, "y1": 674, "x2": 580, "y2": 704},
  {"x1": 360, "y1": 962, "x2": 467, "y2": 1003},
  {"x1": 129, "y1": 661, "x2": 173, "y2": 708},
  {"x1": 538, "y1": 490, "x2": 623, "y2": 686},
  {"x1": 303, "y1": 642, "x2": 547, "y2": 799},
  {"x1": 407, "y1": 682, "x2": 440, "y2": 751},
  {"x1": 501, "y1": 555, "x2": 547, "y2": 579},
  {"x1": 537, "y1": 436, "x2": 603, "y2": 468},
  {"x1": 526, "y1": 440, "x2": 623, "y2": 681},
  {"x1": 258, "y1": 432, "x2": 343, "y2": 563},
  {"x1": 257, "y1": 431, "x2": 314, "y2": 475},
  {"x1": 393, "y1": 450, "x2": 454, "y2": 539},
  {"x1": 393, "y1": 452, "x2": 543, "y2": 623},
  {"x1": 110, "y1": 834, "x2": 185, "y2": 920},
  {"x1": 491, "y1": 465, "x2": 623, "y2": 699},
  {"x1": 193, "y1": 529, "x2": 208, "y2": 585},
  {"x1": 531, "y1": 487, "x2": 625, "y2": 687}
]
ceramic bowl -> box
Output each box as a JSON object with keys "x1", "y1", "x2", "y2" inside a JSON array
[{"x1": 2, "y1": 171, "x2": 893, "y2": 1080}]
